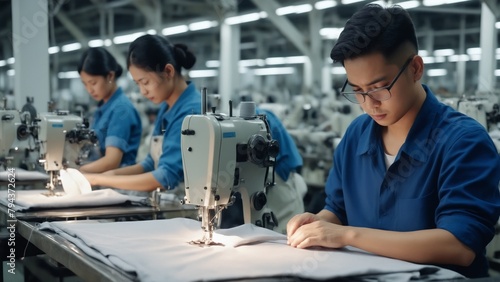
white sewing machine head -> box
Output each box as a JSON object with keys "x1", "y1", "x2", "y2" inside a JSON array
[
  {"x1": 181, "y1": 98, "x2": 279, "y2": 246},
  {"x1": 0, "y1": 110, "x2": 22, "y2": 166},
  {"x1": 36, "y1": 111, "x2": 97, "y2": 194}
]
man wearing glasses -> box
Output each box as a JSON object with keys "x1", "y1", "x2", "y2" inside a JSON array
[{"x1": 287, "y1": 4, "x2": 500, "y2": 279}]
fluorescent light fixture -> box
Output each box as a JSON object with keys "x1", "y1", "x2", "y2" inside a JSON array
[
  {"x1": 113, "y1": 32, "x2": 145, "y2": 45},
  {"x1": 448, "y1": 54, "x2": 469, "y2": 62},
  {"x1": 265, "y1": 57, "x2": 287, "y2": 65},
  {"x1": 427, "y1": 69, "x2": 447, "y2": 76},
  {"x1": 104, "y1": 39, "x2": 112, "y2": 46},
  {"x1": 7, "y1": 58, "x2": 15, "y2": 64},
  {"x1": 423, "y1": 0, "x2": 471, "y2": 6},
  {"x1": 48, "y1": 46, "x2": 60, "y2": 54},
  {"x1": 188, "y1": 69, "x2": 218, "y2": 78},
  {"x1": 276, "y1": 4, "x2": 312, "y2": 16},
  {"x1": 88, "y1": 39, "x2": 103, "y2": 47},
  {"x1": 225, "y1": 12, "x2": 261, "y2": 25},
  {"x1": 497, "y1": 54, "x2": 500, "y2": 60},
  {"x1": 205, "y1": 60, "x2": 220, "y2": 68},
  {"x1": 469, "y1": 54, "x2": 481, "y2": 61},
  {"x1": 58, "y1": 71, "x2": 80, "y2": 79},
  {"x1": 239, "y1": 59, "x2": 265, "y2": 67},
  {"x1": 398, "y1": 1, "x2": 420, "y2": 9},
  {"x1": 147, "y1": 29, "x2": 157, "y2": 35},
  {"x1": 496, "y1": 22, "x2": 500, "y2": 29},
  {"x1": 341, "y1": 0, "x2": 365, "y2": 4},
  {"x1": 254, "y1": 67, "x2": 295, "y2": 76},
  {"x1": 320, "y1": 27, "x2": 344, "y2": 39},
  {"x1": 259, "y1": 11, "x2": 268, "y2": 19},
  {"x1": 7, "y1": 69, "x2": 15, "y2": 76},
  {"x1": 331, "y1": 67, "x2": 346, "y2": 75},
  {"x1": 239, "y1": 67, "x2": 249, "y2": 74},
  {"x1": 418, "y1": 50, "x2": 429, "y2": 57},
  {"x1": 162, "y1": 25, "x2": 188, "y2": 36},
  {"x1": 286, "y1": 56, "x2": 308, "y2": 64},
  {"x1": 497, "y1": 48, "x2": 500, "y2": 54},
  {"x1": 315, "y1": 0, "x2": 337, "y2": 10},
  {"x1": 495, "y1": 70, "x2": 500, "y2": 76},
  {"x1": 434, "y1": 56, "x2": 446, "y2": 63},
  {"x1": 0, "y1": 60, "x2": 6, "y2": 67},
  {"x1": 433, "y1": 49, "x2": 454, "y2": 56},
  {"x1": 189, "y1": 21, "x2": 218, "y2": 31},
  {"x1": 466, "y1": 47, "x2": 481, "y2": 55},
  {"x1": 422, "y1": 56, "x2": 435, "y2": 64},
  {"x1": 61, "y1": 42, "x2": 82, "y2": 52}
]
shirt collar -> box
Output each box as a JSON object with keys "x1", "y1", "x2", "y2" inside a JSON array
[
  {"x1": 97, "y1": 87, "x2": 123, "y2": 112},
  {"x1": 356, "y1": 84, "x2": 439, "y2": 162},
  {"x1": 164, "y1": 81, "x2": 196, "y2": 118}
]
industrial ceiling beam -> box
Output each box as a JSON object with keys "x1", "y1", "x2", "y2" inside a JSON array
[{"x1": 251, "y1": 0, "x2": 312, "y2": 58}]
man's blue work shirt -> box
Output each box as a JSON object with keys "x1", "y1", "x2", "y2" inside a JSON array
[
  {"x1": 140, "y1": 82, "x2": 201, "y2": 189},
  {"x1": 92, "y1": 87, "x2": 142, "y2": 166},
  {"x1": 325, "y1": 85, "x2": 500, "y2": 278},
  {"x1": 257, "y1": 108, "x2": 302, "y2": 181}
]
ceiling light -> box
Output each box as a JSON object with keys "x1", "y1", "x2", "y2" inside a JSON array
[
  {"x1": 418, "y1": 50, "x2": 429, "y2": 57},
  {"x1": 48, "y1": 46, "x2": 60, "y2": 54},
  {"x1": 7, "y1": 69, "x2": 15, "y2": 76},
  {"x1": 469, "y1": 54, "x2": 481, "y2": 61},
  {"x1": 0, "y1": 60, "x2": 6, "y2": 67},
  {"x1": 162, "y1": 25, "x2": 188, "y2": 36},
  {"x1": 466, "y1": 47, "x2": 481, "y2": 55},
  {"x1": 422, "y1": 57, "x2": 435, "y2": 64},
  {"x1": 433, "y1": 49, "x2": 454, "y2": 56},
  {"x1": 58, "y1": 71, "x2": 80, "y2": 79},
  {"x1": 315, "y1": 0, "x2": 337, "y2": 10},
  {"x1": 276, "y1": 4, "x2": 312, "y2": 16},
  {"x1": 253, "y1": 67, "x2": 295, "y2": 76},
  {"x1": 205, "y1": 60, "x2": 220, "y2": 68},
  {"x1": 320, "y1": 27, "x2": 344, "y2": 39},
  {"x1": 61, "y1": 42, "x2": 82, "y2": 52},
  {"x1": 423, "y1": 0, "x2": 471, "y2": 6},
  {"x1": 147, "y1": 29, "x2": 157, "y2": 35},
  {"x1": 434, "y1": 56, "x2": 446, "y2": 63},
  {"x1": 265, "y1": 57, "x2": 287, "y2": 65},
  {"x1": 88, "y1": 39, "x2": 104, "y2": 47},
  {"x1": 397, "y1": 1, "x2": 420, "y2": 9},
  {"x1": 7, "y1": 58, "x2": 14, "y2": 64},
  {"x1": 448, "y1": 54, "x2": 469, "y2": 62},
  {"x1": 113, "y1": 32, "x2": 145, "y2": 45},
  {"x1": 331, "y1": 67, "x2": 346, "y2": 75},
  {"x1": 495, "y1": 70, "x2": 500, "y2": 76},
  {"x1": 341, "y1": 0, "x2": 365, "y2": 4},
  {"x1": 189, "y1": 21, "x2": 218, "y2": 31},
  {"x1": 225, "y1": 13, "x2": 261, "y2": 25},
  {"x1": 496, "y1": 22, "x2": 500, "y2": 29},
  {"x1": 188, "y1": 70, "x2": 218, "y2": 78},
  {"x1": 427, "y1": 69, "x2": 447, "y2": 76},
  {"x1": 239, "y1": 59, "x2": 265, "y2": 67}
]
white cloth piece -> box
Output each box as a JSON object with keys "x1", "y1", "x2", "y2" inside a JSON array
[
  {"x1": 38, "y1": 218, "x2": 463, "y2": 282},
  {"x1": 0, "y1": 189, "x2": 147, "y2": 211},
  {"x1": 0, "y1": 168, "x2": 49, "y2": 182}
]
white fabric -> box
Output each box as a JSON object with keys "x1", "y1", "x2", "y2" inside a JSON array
[
  {"x1": 0, "y1": 168, "x2": 49, "y2": 182},
  {"x1": 38, "y1": 218, "x2": 463, "y2": 282},
  {"x1": 384, "y1": 152, "x2": 396, "y2": 169},
  {"x1": 0, "y1": 189, "x2": 146, "y2": 211}
]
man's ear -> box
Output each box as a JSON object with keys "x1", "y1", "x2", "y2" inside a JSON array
[{"x1": 412, "y1": 56, "x2": 424, "y2": 82}]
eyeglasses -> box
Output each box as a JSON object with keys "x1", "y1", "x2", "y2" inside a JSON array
[{"x1": 340, "y1": 56, "x2": 414, "y2": 104}]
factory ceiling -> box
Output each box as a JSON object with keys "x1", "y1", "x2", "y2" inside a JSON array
[{"x1": 0, "y1": 0, "x2": 498, "y2": 76}]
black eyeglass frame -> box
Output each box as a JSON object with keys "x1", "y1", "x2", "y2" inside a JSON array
[{"x1": 340, "y1": 56, "x2": 415, "y2": 104}]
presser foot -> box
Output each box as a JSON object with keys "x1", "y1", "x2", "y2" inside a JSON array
[{"x1": 188, "y1": 236, "x2": 224, "y2": 247}]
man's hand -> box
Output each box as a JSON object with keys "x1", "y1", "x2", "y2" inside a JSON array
[{"x1": 287, "y1": 219, "x2": 352, "y2": 249}]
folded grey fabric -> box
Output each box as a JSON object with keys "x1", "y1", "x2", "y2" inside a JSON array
[
  {"x1": 38, "y1": 218, "x2": 464, "y2": 282},
  {"x1": 0, "y1": 189, "x2": 147, "y2": 211}
]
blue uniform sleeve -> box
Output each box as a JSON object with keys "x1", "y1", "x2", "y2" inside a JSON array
[
  {"x1": 140, "y1": 154, "x2": 155, "y2": 173},
  {"x1": 324, "y1": 136, "x2": 348, "y2": 225},
  {"x1": 436, "y1": 129, "x2": 500, "y2": 254},
  {"x1": 104, "y1": 100, "x2": 135, "y2": 152}
]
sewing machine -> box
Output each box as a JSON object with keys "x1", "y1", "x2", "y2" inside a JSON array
[
  {"x1": 36, "y1": 111, "x2": 96, "y2": 195},
  {"x1": 181, "y1": 99, "x2": 279, "y2": 246},
  {"x1": 0, "y1": 105, "x2": 34, "y2": 169}
]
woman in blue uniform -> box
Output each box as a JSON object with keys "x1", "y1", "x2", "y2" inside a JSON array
[
  {"x1": 84, "y1": 35, "x2": 201, "y2": 192},
  {"x1": 77, "y1": 47, "x2": 142, "y2": 173}
]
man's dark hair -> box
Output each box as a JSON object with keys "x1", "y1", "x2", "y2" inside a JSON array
[{"x1": 330, "y1": 4, "x2": 418, "y2": 64}]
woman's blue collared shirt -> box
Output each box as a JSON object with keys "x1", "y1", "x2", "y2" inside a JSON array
[{"x1": 92, "y1": 87, "x2": 142, "y2": 166}]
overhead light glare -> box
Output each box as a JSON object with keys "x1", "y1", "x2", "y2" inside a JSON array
[
  {"x1": 319, "y1": 27, "x2": 344, "y2": 39},
  {"x1": 189, "y1": 69, "x2": 218, "y2": 78},
  {"x1": 427, "y1": 69, "x2": 447, "y2": 76},
  {"x1": 189, "y1": 21, "x2": 218, "y2": 31},
  {"x1": 48, "y1": 46, "x2": 60, "y2": 54},
  {"x1": 254, "y1": 67, "x2": 295, "y2": 76},
  {"x1": 61, "y1": 42, "x2": 82, "y2": 52},
  {"x1": 206, "y1": 60, "x2": 220, "y2": 68},
  {"x1": 433, "y1": 49, "x2": 454, "y2": 57},
  {"x1": 113, "y1": 32, "x2": 145, "y2": 45},
  {"x1": 162, "y1": 25, "x2": 189, "y2": 36},
  {"x1": 331, "y1": 67, "x2": 346, "y2": 75},
  {"x1": 315, "y1": 0, "x2": 337, "y2": 10},
  {"x1": 225, "y1": 12, "x2": 261, "y2": 25},
  {"x1": 58, "y1": 71, "x2": 80, "y2": 79},
  {"x1": 276, "y1": 4, "x2": 312, "y2": 16},
  {"x1": 397, "y1": 1, "x2": 420, "y2": 9}
]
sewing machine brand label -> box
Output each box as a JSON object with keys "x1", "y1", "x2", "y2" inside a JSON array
[
  {"x1": 52, "y1": 123, "x2": 64, "y2": 128},
  {"x1": 223, "y1": 132, "x2": 236, "y2": 138}
]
